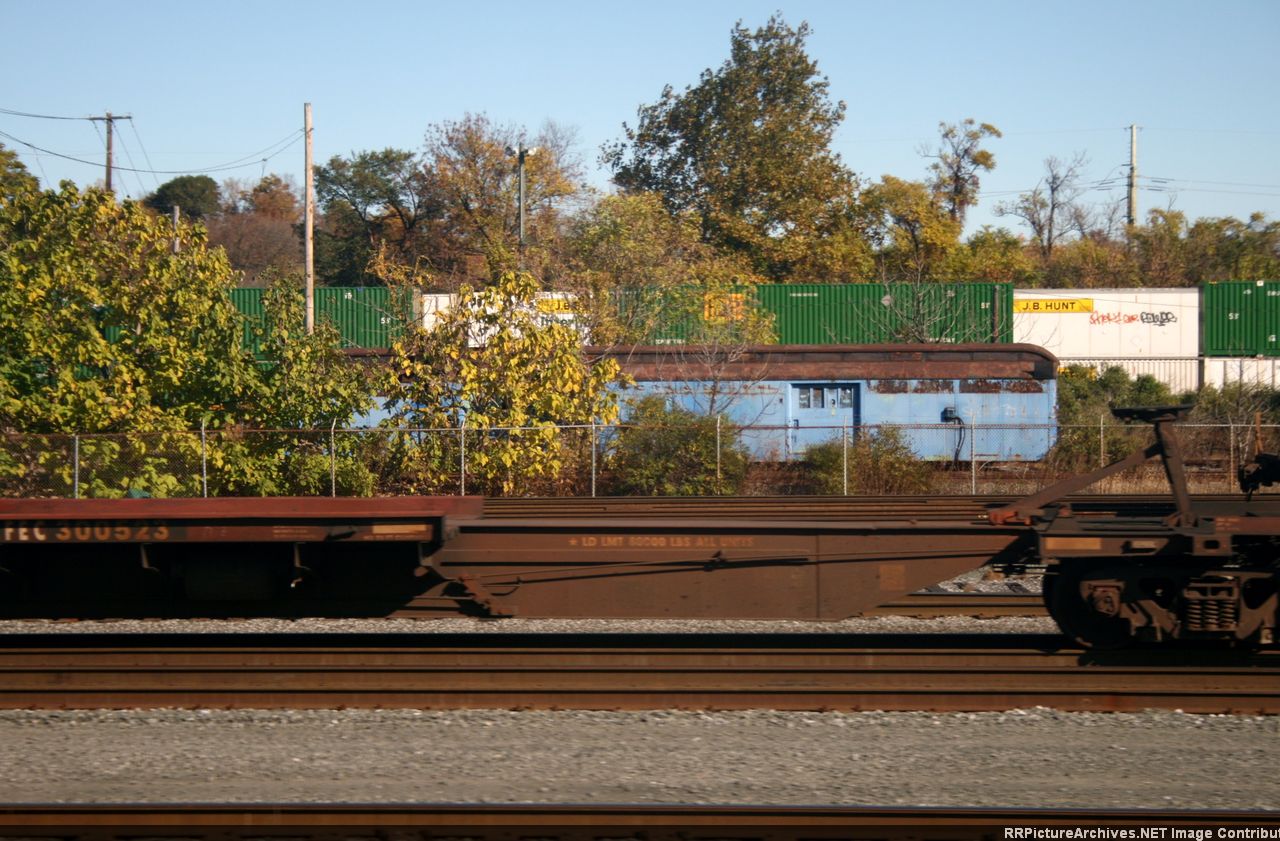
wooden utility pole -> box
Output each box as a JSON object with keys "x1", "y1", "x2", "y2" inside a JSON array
[
  {"x1": 304, "y1": 102, "x2": 315, "y2": 334},
  {"x1": 87, "y1": 112, "x2": 130, "y2": 192},
  {"x1": 171, "y1": 205, "x2": 180, "y2": 254},
  {"x1": 1126, "y1": 124, "x2": 1139, "y2": 227},
  {"x1": 105, "y1": 111, "x2": 114, "y2": 192}
]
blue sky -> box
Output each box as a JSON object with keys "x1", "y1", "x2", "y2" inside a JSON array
[{"x1": 3, "y1": 0, "x2": 1278, "y2": 235}]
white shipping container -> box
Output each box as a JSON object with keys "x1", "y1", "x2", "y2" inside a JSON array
[
  {"x1": 419, "y1": 291, "x2": 589, "y2": 346},
  {"x1": 420, "y1": 293, "x2": 457, "y2": 331},
  {"x1": 1013, "y1": 288, "x2": 1199, "y2": 358},
  {"x1": 1204, "y1": 358, "x2": 1280, "y2": 390},
  {"x1": 1055, "y1": 357, "x2": 1201, "y2": 394}
]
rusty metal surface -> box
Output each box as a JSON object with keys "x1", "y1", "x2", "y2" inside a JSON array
[
  {"x1": 1, "y1": 492, "x2": 1274, "y2": 626},
  {"x1": 1, "y1": 632, "x2": 1275, "y2": 713},
  {"x1": 426, "y1": 517, "x2": 1029, "y2": 619},
  {"x1": 1, "y1": 803, "x2": 1276, "y2": 837},
  {"x1": 0, "y1": 496, "x2": 483, "y2": 546},
  {"x1": 591, "y1": 344, "x2": 1059, "y2": 382},
  {"x1": 0, "y1": 495, "x2": 485, "y2": 522}
]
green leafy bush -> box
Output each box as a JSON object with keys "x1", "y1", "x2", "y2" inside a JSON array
[
  {"x1": 603, "y1": 396, "x2": 748, "y2": 496},
  {"x1": 801, "y1": 427, "x2": 933, "y2": 495}
]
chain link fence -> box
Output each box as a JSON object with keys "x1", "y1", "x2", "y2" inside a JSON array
[{"x1": 0, "y1": 419, "x2": 1266, "y2": 499}]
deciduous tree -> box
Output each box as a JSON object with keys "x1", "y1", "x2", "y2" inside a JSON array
[
  {"x1": 863, "y1": 176, "x2": 961, "y2": 281},
  {"x1": 561, "y1": 192, "x2": 771, "y2": 344},
  {"x1": 0, "y1": 143, "x2": 37, "y2": 200},
  {"x1": 997, "y1": 153, "x2": 1090, "y2": 261},
  {"x1": 383, "y1": 272, "x2": 622, "y2": 495},
  {"x1": 0, "y1": 183, "x2": 254, "y2": 434},
  {"x1": 425, "y1": 113, "x2": 583, "y2": 283},
  {"x1": 314, "y1": 148, "x2": 437, "y2": 284},
  {"x1": 603, "y1": 15, "x2": 867, "y2": 281},
  {"x1": 924, "y1": 119, "x2": 1002, "y2": 225},
  {"x1": 144, "y1": 174, "x2": 222, "y2": 220},
  {"x1": 207, "y1": 175, "x2": 303, "y2": 286}
]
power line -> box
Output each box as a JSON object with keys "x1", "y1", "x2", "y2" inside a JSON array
[
  {"x1": 1143, "y1": 176, "x2": 1280, "y2": 190},
  {"x1": 0, "y1": 127, "x2": 303, "y2": 176},
  {"x1": 113, "y1": 125, "x2": 148, "y2": 199},
  {"x1": 126, "y1": 119, "x2": 163, "y2": 193},
  {"x1": 0, "y1": 106, "x2": 94, "y2": 121}
]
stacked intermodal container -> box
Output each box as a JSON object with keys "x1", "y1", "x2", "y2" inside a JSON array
[
  {"x1": 231, "y1": 287, "x2": 413, "y2": 353},
  {"x1": 1011, "y1": 288, "x2": 1201, "y2": 392},
  {"x1": 608, "y1": 283, "x2": 1013, "y2": 345},
  {"x1": 758, "y1": 283, "x2": 1013, "y2": 344},
  {"x1": 230, "y1": 281, "x2": 1280, "y2": 392}
]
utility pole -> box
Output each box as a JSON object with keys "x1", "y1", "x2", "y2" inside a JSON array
[
  {"x1": 1126, "y1": 124, "x2": 1139, "y2": 227},
  {"x1": 505, "y1": 144, "x2": 537, "y2": 267},
  {"x1": 87, "y1": 112, "x2": 130, "y2": 193},
  {"x1": 304, "y1": 103, "x2": 315, "y2": 334}
]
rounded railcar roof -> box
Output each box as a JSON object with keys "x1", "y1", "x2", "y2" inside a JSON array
[{"x1": 588, "y1": 344, "x2": 1059, "y2": 382}]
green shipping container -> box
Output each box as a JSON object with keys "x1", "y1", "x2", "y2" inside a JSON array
[
  {"x1": 758, "y1": 283, "x2": 1012, "y2": 344},
  {"x1": 1203, "y1": 280, "x2": 1280, "y2": 357},
  {"x1": 316, "y1": 287, "x2": 411, "y2": 349},
  {"x1": 231, "y1": 287, "x2": 414, "y2": 352},
  {"x1": 610, "y1": 286, "x2": 766, "y2": 345},
  {"x1": 230, "y1": 288, "x2": 267, "y2": 356}
]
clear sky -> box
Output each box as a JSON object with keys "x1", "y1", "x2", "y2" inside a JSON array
[{"x1": 3, "y1": 0, "x2": 1278, "y2": 236}]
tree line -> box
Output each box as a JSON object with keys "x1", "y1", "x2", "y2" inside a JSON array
[
  {"x1": 6, "y1": 15, "x2": 1274, "y2": 296},
  {"x1": 2, "y1": 13, "x2": 1279, "y2": 499}
]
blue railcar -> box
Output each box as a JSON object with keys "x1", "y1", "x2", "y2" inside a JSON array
[{"x1": 598, "y1": 344, "x2": 1058, "y2": 462}]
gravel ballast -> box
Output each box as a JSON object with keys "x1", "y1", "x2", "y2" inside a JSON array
[
  {"x1": 0, "y1": 708, "x2": 1274, "y2": 809},
  {"x1": 0, "y1": 615, "x2": 1060, "y2": 634}
]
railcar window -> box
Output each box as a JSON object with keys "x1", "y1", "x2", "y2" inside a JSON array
[
  {"x1": 796, "y1": 386, "x2": 825, "y2": 408},
  {"x1": 838, "y1": 387, "x2": 854, "y2": 408}
]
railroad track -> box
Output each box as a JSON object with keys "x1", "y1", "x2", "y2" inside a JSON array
[
  {"x1": 2, "y1": 632, "x2": 1274, "y2": 713},
  {"x1": 1, "y1": 803, "x2": 1276, "y2": 838},
  {"x1": 382, "y1": 588, "x2": 1048, "y2": 620},
  {"x1": 875, "y1": 590, "x2": 1044, "y2": 617}
]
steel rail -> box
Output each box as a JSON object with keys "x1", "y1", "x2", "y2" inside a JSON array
[
  {"x1": 872, "y1": 591, "x2": 1045, "y2": 617},
  {"x1": 0, "y1": 633, "x2": 1274, "y2": 713},
  {"x1": 1, "y1": 802, "x2": 1276, "y2": 837}
]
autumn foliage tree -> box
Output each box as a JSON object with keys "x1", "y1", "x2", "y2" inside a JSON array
[
  {"x1": 383, "y1": 272, "x2": 623, "y2": 495},
  {"x1": 206, "y1": 174, "x2": 304, "y2": 286},
  {"x1": 425, "y1": 113, "x2": 583, "y2": 283},
  {"x1": 604, "y1": 15, "x2": 869, "y2": 282},
  {"x1": 0, "y1": 184, "x2": 382, "y2": 496},
  {"x1": 0, "y1": 143, "x2": 38, "y2": 200},
  {"x1": 924, "y1": 119, "x2": 1002, "y2": 225},
  {"x1": 0, "y1": 184, "x2": 258, "y2": 494}
]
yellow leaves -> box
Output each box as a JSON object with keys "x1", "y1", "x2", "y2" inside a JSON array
[{"x1": 382, "y1": 270, "x2": 625, "y2": 494}]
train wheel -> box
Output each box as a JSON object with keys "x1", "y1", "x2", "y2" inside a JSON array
[{"x1": 1045, "y1": 566, "x2": 1134, "y2": 649}]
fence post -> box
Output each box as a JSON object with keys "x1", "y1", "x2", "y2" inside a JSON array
[
  {"x1": 73, "y1": 434, "x2": 80, "y2": 499},
  {"x1": 330, "y1": 419, "x2": 337, "y2": 497},
  {"x1": 1228, "y1": 422, "x2": 1236, "y2": 493},
  {"x1": 842, "y1": 423, "x2": 848, "y2": 496},
  {"x1": 460, "y1": 426, "x2": 466, "y2": 496},
  {"x1": 970, "y1": 421, "x2": 977, "y2": 495},
  {"x1": 1100, "y1": 413, "x2": 1107, "y2": 468},
  {"x1": 200, "y1": 418, "x2": 208, "y2": 498},
  {"x1": 590, "y1": 422, "x2": 597, "y2": 498},
  {"x1": 716, "y1": 415, "x2": 722, "y2": 485}
]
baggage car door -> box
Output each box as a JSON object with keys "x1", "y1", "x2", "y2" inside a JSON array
[{"x1": 789, "y1": 384, "x2": 859, "y2": 456}]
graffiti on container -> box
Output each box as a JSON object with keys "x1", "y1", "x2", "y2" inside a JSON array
[{"x1": 1088, "y1": 311, "x2": 1178, "y2": 327}]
